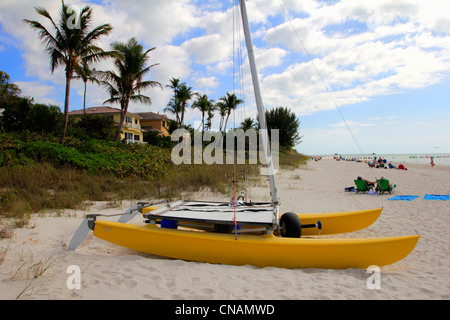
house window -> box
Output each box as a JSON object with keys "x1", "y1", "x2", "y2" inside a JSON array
[
  {"x1": 125, "y1": 132, "x2": 133, "y2": 140},
  {"x1": 134, "y1": 135, "x2": 140, "y2": 141},
  {"x1": 125, "y1": 116, "x2": 132, "y2": 124},
  {"x1": 135, "y1": 119, "x2": 138, "y2": 124}
]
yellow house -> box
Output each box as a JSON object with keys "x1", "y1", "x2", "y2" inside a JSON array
[
  {"x1": 137, "y1": 112, "x2": 171, "y2": 137},
  {"x1": 68, "y1": 106, "x2": 144, "y2": 143}
]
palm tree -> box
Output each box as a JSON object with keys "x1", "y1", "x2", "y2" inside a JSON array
[
  {"x1": 216, "y1": 101, "x2": 228, "y2": 132},
  {"x1": 98, "y1": 37, "x2": 162, "y2": 141},
  {"x1": 177, "y1": 84, "x2": 194, "y2": 128},
  {"x1": 240, "y1": 117, "x2": 257, "y2": 131},
  {"x1": 24, "y1": 1, "x2": 113, "y2": 144},
  {"x1": 192, "y1": 94, "x2": 214, "y2": 134},
  {"x1": 166, "y1": 77, "x2": 182, "y2": 97},
  {"x1": 164, "y1": 97, "x2": 182, "y2": 126},
  {"x1": 205, "y1": 101, "x2": 217, "y2": 132},
  {"x1": 74, "y1": 62, "x2": 99, "y2": 114},
  {"x1": 219, "y1": 92, "x2": 243, "y2": 134},
  {"x1": 165, "y1": 77, "x2": 182, "y2": 126}
]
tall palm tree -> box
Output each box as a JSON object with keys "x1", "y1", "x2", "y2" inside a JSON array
[
  {"x1": 216, "y1": 101, "x2": 228, "y2": 133},
  {"x1": 192, "y1": 94, "x2": 214, "y2": 134},
  {"x1": 74, "y1": 62, "x2": 99, "y2": 114},
  {"x1": 165, "y1": 77, "x2": 183, "y2": 127},
  {"x1": 164, "y1": 97, "x2": 182, "y2": 126},
  {"x1": 219, "y1": 92, "x2": 243, "y2": 134},
  {"x1": 176, "y1": 84, "x2": 194, "y2": 128},
  {"x1": 205, "y1": 101, "x2": 217, "y2": 132},
  {"x1": 24, "y1": 1, "x2": 113, "y2": 144},
  {"x1": 99, "y1": 37, "x2": 162, "y2": 141}
]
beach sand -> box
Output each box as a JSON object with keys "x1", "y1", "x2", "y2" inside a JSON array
[{"x1": 0, "y1": 159, "x2": 449, "y2": 300}]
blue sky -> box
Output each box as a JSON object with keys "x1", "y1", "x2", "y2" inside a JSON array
[{"x1": 1, "y1": 0, "x2": 450, "y2": 155}]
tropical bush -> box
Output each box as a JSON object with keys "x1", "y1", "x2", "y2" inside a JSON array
[{"x1": 0, "y1": 133, "x2": 172, "y2": 179}]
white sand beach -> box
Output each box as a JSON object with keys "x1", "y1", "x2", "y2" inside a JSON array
[{"x1": 0, "y1": 159, "x2": 449, "y2": 300}]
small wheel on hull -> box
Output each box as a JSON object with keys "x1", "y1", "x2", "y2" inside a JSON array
[{"x1": 280, "y1": 212, "x2": 302, "y2": 238}]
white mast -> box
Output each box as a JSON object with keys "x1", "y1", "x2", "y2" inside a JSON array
[{"x1": 239, "y1": 0, "x2": 279, "y2": 226}]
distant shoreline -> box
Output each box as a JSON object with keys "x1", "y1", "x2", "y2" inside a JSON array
[{"x1": 311, "y1": 153, "x2": 450, "y2": 166}]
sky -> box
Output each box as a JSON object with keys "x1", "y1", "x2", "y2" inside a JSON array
[{"x1": 1, "y1": 0, "x2": 450, "y2": 155}]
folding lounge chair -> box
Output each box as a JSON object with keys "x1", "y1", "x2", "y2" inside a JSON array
[
  {"x1": 354, "y1": 179, "x2": 372, "y2": 193},
  {"x1": 377, "y1": 179, "x2": 393, "y2": 194}
]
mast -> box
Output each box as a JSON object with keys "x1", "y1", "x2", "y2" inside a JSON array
[{"x1": 239, "y1": 0, "x2": 279, "y2": 226}]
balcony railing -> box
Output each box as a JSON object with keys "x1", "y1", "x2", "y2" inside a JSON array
[
  {"x1": 125, "y1": 139, "x2": 148, "y2": 145},
  {"x1": 123, "y1": 123, "x2": 140, "y2": 129}
]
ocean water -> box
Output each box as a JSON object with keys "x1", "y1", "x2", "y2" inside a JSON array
[{"x1": 329, "y1": 153, "x2": 450, "y2": 166}]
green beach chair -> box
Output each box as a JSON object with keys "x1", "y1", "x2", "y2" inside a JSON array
[
  {"x1": 377, "y1": 179, "x2": 393, "y2": 194},
  {"x1": 354, "y1": 179, "x2": 372, "y2": 193}
]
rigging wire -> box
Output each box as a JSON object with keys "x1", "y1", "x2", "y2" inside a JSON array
[
  {"x1": 234, "y1": 0, "x2": 252, "y2": 204},
  {"x1": 232, "y1": 0, "x2": 238, "y2": 239},
  {"x1": 276, "y1": 0, "x2": 385, "y2": 207}
]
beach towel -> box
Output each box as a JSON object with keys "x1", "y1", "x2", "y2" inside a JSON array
[
  {"x1": 388, "y1": 195, "x2": 419, "y2": 201},
  {"x1": 424, "y1": 194, "x2": 450, "y2": 201}
]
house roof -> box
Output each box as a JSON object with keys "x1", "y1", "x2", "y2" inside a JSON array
[
  {"x1": 141, "y1": 125, "x2": 166, "y2": 134},
  {"x1": 137, "y1": 112, "x2": 170, "y2": 121},
  {"x1": 68, "y1": 106, "x2": 142, "y2": 119}
]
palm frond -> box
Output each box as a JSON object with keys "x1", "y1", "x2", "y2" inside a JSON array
[{"x1": 130, "y1": 94, "x2": 152, "y2": 104}]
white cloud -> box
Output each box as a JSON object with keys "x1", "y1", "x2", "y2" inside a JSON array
[
  {"x1": 258, "y1": 1, "x2": 450, "y2": 113},
  {"x1": 182, "y1": 33, "x2": 231, "y2": 65},
  {"x1": 194, "y1": 77, "x2": 219, "y2": 89},
  {"x1": 14, "y1": 81, "x2": 60, "y2": 106}
]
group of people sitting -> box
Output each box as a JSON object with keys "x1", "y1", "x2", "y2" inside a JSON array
[
  {"x1": 368, "y1": 157, "x2": 407, "y2": 170},
  {"x1": 356, "y1": 175, "x2": 393, "y2": 188},
  {"x1": 345, "y1": 175, "x2": 395, "y2": 193}
]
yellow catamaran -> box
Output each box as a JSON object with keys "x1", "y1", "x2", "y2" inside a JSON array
[{"x1": 68, "y1": 0, "x2": 419, "y2": 269}]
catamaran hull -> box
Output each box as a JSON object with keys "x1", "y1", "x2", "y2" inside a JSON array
[
  {"x1": 141, "y1": 207, "x2": 383, "y2": 236},
  {"x1": 93, "y1": 221, "x2": 419, "y2": 269},
  {"x1": 297, "y1": 208, "x2": 382, "y2": 236}
]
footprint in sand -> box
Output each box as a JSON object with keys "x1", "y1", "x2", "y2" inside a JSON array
[{"x1": 114, "y1": 279, "x2": 138, "y2": 289}]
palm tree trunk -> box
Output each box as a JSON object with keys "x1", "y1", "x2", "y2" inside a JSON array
[
  {"x1": 114, "y1": 103, "x2": 126, "y2": 141},
  {"x1": 176, "y1": 113, "x2": 181, "y2": 128},
  {"x1": 83, "y1": 80, "x2": 87, "y2": 114},
  {"x1": 180, "y1": 104, "x2": 185, "y2": 128},
  {"x1": 223, "y1": 112, "x2": 231, "y2": 134},
  {"x1": 60, "y1": 69, "x2": 73, "y2": 144},
  {"x1": 114, "y1": 96, "x2": 130, "y2": 141},
  {"x1": 201, "y1": 112, "x2": 205, "y2": 135}
]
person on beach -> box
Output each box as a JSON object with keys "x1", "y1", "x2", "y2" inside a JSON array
[
  {"x1": 430, "y1": 157, "x2": 435, "y2": 167},
  {"x1": 357, "y1": 176, "x2": 375, "y2": 188},
  {"x1": 398, "y1": 164, "x2": 407, "y2": 170},
  {"x1": 379, "y1": 176, "x2": 393, "y2": 187}
]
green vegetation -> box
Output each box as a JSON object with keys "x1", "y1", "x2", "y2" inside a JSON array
[
  {"x1": 278, "y1": 150, "x2": 310, "y2": 169},
  {"x1": 264, "y1": 106, "x2": 302, "y2": 150}
]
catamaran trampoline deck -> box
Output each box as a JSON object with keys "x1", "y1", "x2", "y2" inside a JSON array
[{"x1": 144, "y1": 200, "x2": 276, "y2": 226}]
